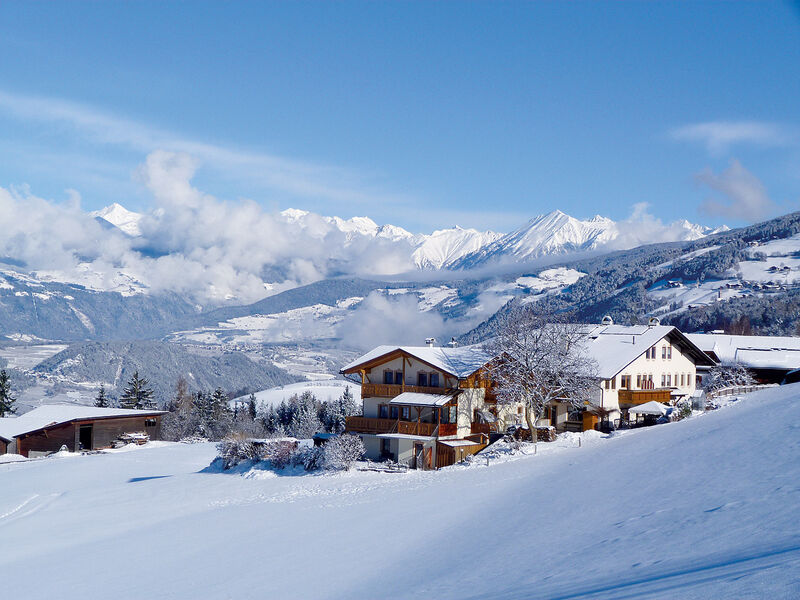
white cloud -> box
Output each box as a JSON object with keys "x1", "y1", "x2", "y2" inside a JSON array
[
  {"x1": 0, "y1": 89, "x2": 407, "y2": 207},
  {"x1": 0, "y1": 150, "x2": 423, "y2": 305},
  {"x1": 336, "y1": 292, "x2": 448, "y2": 351},
  {"x1": 671, "y1": 121, "x2": 792, "y2": 154},
  {"x1": 696, "y1": 159, "x2": 776, "y2": 223}
]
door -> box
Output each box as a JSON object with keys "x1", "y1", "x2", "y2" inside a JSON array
[
  {"x1": 413, "y1": 442, "x2": 423, "y2": 470},
  {"x1": 78, "y1": 424, "x2": 93, "y2": 451}
]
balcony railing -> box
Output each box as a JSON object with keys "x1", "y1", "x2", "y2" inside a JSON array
[
  {"x1": 361, "y1": 383, "x2": 454, "y2": 398},
  {"x1": 345, "y1": 416, "x2": 458, "y2": 438},
  {"x1": 617, "y1": 389, "x2": 672, "y2": 406}
]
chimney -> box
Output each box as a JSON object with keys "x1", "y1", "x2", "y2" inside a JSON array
[
  {"x1": 425, "y1": 337, "x2": 437, "y2": 348},
  {"x1": 448, "y1": 337, "x2": 458, "y2": 348}
]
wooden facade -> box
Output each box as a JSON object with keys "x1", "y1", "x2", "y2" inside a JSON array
[
  {"x1": 345, "y1": 416, "x2": 457, "y2": 437},
  {"x1": 617, "y1": 389, "x2": 672, "y2": 407},
  {"x1": 14, "y1": 414, "x2": 161, "y2": 457},
  {"x1": 436, "y1": 441, "x2": 488, "y2": 468}
]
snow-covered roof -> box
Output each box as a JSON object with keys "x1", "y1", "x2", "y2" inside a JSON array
[
  {"x1": 342, "y1": 325, "x2": 711, "y2": 381},
  {"x1": 341, "y1": 343, "x2": 492, "y2": 378},
  {"x1": 575, "y1": 324, "x2": 713, "y2": 379},
  {"x1": 0, "y1": 405, "x2": 165, "y2": 440},
  {"x1": 375, "y1": 433, "x2": 433, "y2": 441},
  {"x1": 629, "y1": 401, "x2": 668, "y2": 416},
  {"x1": 686, "y1": 333, "x2": 800, "y2": 370},
  {"x1": 438, "y1": 439, "x2": 484, "y2": 447},
  {"x1": 388, "y1": 392, "x2": 456, "y2": 407}
]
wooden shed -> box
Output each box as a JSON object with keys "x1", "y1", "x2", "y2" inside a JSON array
[{"x1": 0, "y1": 406, "x2": 165, "y2": 458}]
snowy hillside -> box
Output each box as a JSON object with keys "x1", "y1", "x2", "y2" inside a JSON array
[
  {"x1": 2, "y1": 384, "x2": 798, "y2": 598},
  {"x1": 648, "y1": 233, "x2": 800, "y2": 317}
]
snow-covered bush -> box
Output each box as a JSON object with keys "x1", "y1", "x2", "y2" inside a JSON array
[
  {"x1": 217, "y1": 435, "x2": 263, "y2": 469},
  {"x1": 291, "y1": 445, "x2": 325, "y2": 471},
  {"x1": 265, "y1": 439, "x2": 297, "y2": 469},
  {"x1": 672, "y1": 399, "x2": 693, "y2": 421},
  {"x1": 323, "y1": 434, "x2": 365, "y2": 471}
]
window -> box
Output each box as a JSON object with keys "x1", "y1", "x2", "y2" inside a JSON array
[
  {"x1": 636, "y1": 374, "x2": 642, "y2": 388},
  {"x1": 620, "y1": 375, "x2": 631, "y2": 389},
  {"x1": 417, "y1": 372, "x2": 428, "y2": 387},
  {"x1": 661, "y1": 374, "x2": 666, "y2": 387},
  {"x1": 384, "y1": 370, "x2": 393, "y2": 384},
  {"x1": 646, "y1": 346, "x2": 656, "y2": 359},
  {"x1": 144, "y1": 418, "x2": 157, "y2": 427},
  {"x1": 603, "y1": 379, "x2": 610, "y2": 390},
  {"x1": 666, "y1": 374, "x2": 672, "y2": 387},
  {"x1": 675, "y1": 373, "x2": 679, "y2": 386},
  {"x1": 380, "y1": 438, "x2": 391, "y2": 458},
  {"x1": 611, "y1": 377, "x2": 616, "y2": 390},
  {"x1": 394, "y1": 371, "x2": 404, "y2": 385},
  {"x1": 379, "y1": 404, "x2": 389, "y2": 419},
  {"x1": 401, "y1": 406, "x2": 411, "y2": 421},
  {"x1": 680, "y1": 373, "x2": 685, "y2": 386},
  {"x1": 390, "y1": 406, "x2": 399, "y2": 419},
  {"x1": 429, "y1": 373, "x2": 440, "y2": 388},
  {"x1": 668, "y1": 346, "x2": 672, "y2": 359},
  {"x1": 449, "y1": 405, "x2": 457, "y2": 423}
]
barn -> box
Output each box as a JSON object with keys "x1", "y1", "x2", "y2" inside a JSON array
[{"x1": 0, "y1": 405, "x2": 165, "y2": 458}]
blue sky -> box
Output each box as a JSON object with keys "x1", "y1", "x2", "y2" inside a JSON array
[{"x1": 0, "y1": 1, "x2": 798, "y2": 232}]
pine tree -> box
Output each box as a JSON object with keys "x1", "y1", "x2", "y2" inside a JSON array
[
  {"x1": 0, "y1": 369, "x2": 16, "y2": 417},
  {"x1": 119, "y1": 370, "x2": 156, "y2": 410},
  {"x1": 247, "y1": 393, "x2": 257, "y2": 421},
  {"x1": 94, "y1": 384, "x2": 110, "y2": 408}
]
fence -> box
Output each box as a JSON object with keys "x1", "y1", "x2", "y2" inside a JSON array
[{"x1": 706, "y1": 384, "x2": 776, "y2": 400}]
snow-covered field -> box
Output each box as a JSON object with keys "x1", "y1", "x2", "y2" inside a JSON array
[
  {"x1": 0, "y1": 344, "x2": 68, "y2": 370},
  {"x1": 2, "y1": 385, "x2": 799, "y2": 599},
  {"x1": 231, "y1": 379, "x2": 360, "y2": 408}
]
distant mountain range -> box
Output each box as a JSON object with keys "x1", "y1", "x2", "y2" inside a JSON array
[{"x1": 92, "y1": 202, "x2": 727, "y2": 274}]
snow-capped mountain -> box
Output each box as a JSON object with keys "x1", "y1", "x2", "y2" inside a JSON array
[
  {"x1": 90, "y1": 203, "x2": 143, "y2": 236},
  {"x1": 412, "y1": 226, "x2": 503, "y2": 269},
  {"x1": 23, "y1": 201, "x2": 733, "y2": 307},
  {"x1": 451, "y1": 210, "x2": 730, "y2": 270},
  {"x1": 280, "y1": 208, "x2": 415, "y2": 242},
  {"x1": 454, "y1": 211, "x2": 616, "y2": 269}
]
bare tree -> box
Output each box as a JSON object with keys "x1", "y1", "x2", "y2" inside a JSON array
[{"x1": 484, "y1": 308, "x2": 598, "y2": 439}]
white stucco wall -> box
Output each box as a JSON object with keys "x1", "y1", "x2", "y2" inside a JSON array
[{"x1": 599, "y1": 336, "x2": 698, "y2": 413}]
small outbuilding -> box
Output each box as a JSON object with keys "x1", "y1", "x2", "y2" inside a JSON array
[{"x1": 0, "y1": 405, "x2": 165, "y2": 457}]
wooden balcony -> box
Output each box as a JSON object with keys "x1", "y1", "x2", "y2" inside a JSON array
[
  {"x1": 345, "y1": 417, "x2": 458, "y2": 438},
  {"x1": 470, "y1": 422, "x2": 498, "y2": 435},
  {"x1": 361, "y1": 383, "x2": 454, "y2": 398},
  {"x1": 618, "y1": 389, "x2": 672, "y2": 406},
  {"x1": 345, "y1": 416, "x2": 395, "y2": 434}
]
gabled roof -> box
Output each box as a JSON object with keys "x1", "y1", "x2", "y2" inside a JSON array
[
  {"x1": 341, "y1": 324, "x2": 712, "y2": 382},
  {"x1": 574, "y1": 324, "x2": 714, "y2": 379},
  {"x1": 341, "y1": 344, "x2": 492, "y2": 379},
  {"x1": 0, "y1": 405, "x2": 165, "y2": 440}
]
